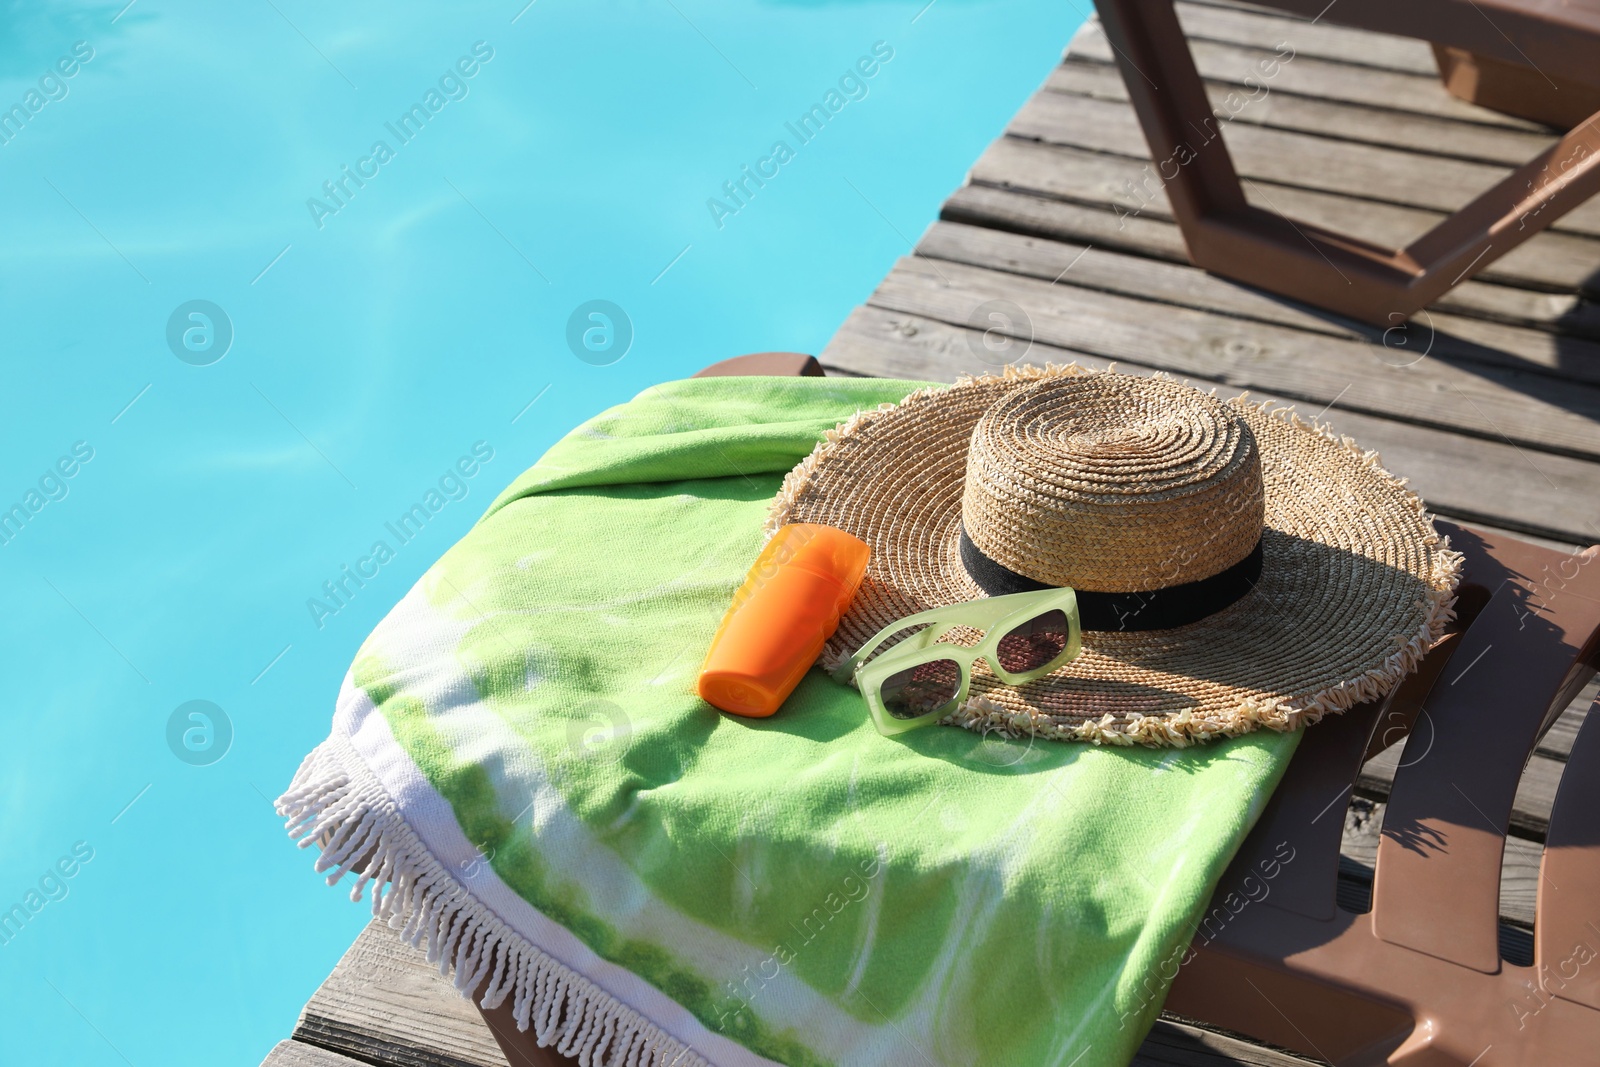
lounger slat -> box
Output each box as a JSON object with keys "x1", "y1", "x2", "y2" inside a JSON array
[
  {"x1": 1371, "y1": 548, "x2": 1600, "y2": 971},
  {"x1": 1538, "y1": 698, "x2": 1600, "y2": 1012},
  {"x1": 1341, "y1": 796, "x2": 1545, "y2": 928},
  {"x1": 1215, "y1": 701, "x2": 1381, "y2": 922},
  {"x1": 1359, "y1": 738, "x2": 1567, "y2": 840}
]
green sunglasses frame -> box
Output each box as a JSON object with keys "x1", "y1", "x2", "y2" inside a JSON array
[{"x1": 831, "y1": 587, "x2": 1083, "y2": 736}]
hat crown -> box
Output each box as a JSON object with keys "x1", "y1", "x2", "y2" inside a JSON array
[{"x1": 960, "y1": 375, "x2": 1265, "y2": 592}]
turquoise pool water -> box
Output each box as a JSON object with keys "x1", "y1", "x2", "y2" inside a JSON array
[{"x1": 0, "y1": 1, "x2": 1080, "y2": 1062}]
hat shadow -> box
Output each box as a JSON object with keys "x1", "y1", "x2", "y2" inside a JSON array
[
  {"x1": 722, "y1": 669, "x2": 1204, "y2": 776},
  {"x1": 1023, "y1": 530, "x2": 1465, "y2": 705},
  {"x1": 893, "y1": 677, "x2": 1210, "y2": 777}
]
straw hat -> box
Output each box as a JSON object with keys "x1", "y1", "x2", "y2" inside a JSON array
[{"x1": 767, "y1": 365, "x2": 1463, "y2": 746}]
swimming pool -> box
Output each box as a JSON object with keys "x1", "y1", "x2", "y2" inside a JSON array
[{"x1": 0, "y1": 0, "x2": 1080, "y2": 1061}]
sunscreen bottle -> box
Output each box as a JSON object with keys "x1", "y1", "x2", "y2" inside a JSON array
[{"x1": 698, "y1": 524, "x2": 870, "y2": 717}]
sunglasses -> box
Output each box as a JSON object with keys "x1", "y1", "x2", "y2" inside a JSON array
[{"x1": 831, "y1": 588, "x2": 1082, "y2": 736}]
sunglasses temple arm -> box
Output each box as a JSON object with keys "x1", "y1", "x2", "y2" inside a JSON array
[
  {"x1": 829, "y1": 611, "x2": 950, "y2": 685},
  {"x1": 830, "y1": 653, "x2": 865, "y2": 686}
]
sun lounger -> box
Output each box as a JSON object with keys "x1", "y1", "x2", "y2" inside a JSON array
[
  {"x1": 1165, "y1": 518, "x2": 1600, "y2": 1065},
  {"x1": 468, "y1": 354, "x2": 1600, "y2": 1067}
]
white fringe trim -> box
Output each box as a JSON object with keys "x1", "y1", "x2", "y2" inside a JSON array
[{"x1": 276, "y1": 732, "x2": 710, "y2": 1067}]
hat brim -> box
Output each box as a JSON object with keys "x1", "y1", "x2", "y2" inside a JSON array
[{"x1": 767, "y1": 364, "x2": 1463, "y2": 747}]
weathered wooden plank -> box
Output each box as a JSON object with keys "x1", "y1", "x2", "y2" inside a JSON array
[
  {"x1": 261, "y1": 1042, "x2": 372, "y2": 1067},
  {"x1": 869, "y1": 255, "x2": 1600, "y2": 463},
  {"x1": 1137, "y1": 1019, "x2": 1323, "y2": 1065},
  {"x1": 1171, "y1": 1, "x2": 1450, "y2": 80},
  {"x1": 1006, "y1": 92, "x2": 1600, "y2": 238},
  {"x1": 945, "y1": 178, "x2": 1183, "y2": 267},
  {"x1": 820, "y1": 304, "x2": 1600, "y2": 545},
  {"x1": 1337, "y1": 797, "x2": 1386, "y2": 880},
  {"x1": 959, "y1": 144, "x2": 1600, "y2": 309},
  {"x1": 294, "y1": 921, "x2": 502, "y2": 1067},
  {"x1": 1050, "y1": 45, "x2": 1555, "y2": 167},
  {"x1": 1063, "y1": 24, "x2": 1548, "y2": 132},
  {"x1": 1538, "y1": 681, "x2": 1598, "y2": 762},
  {"x1": 943, "y1": 180, "x2": 1600, "y2": 336},
  {"x1": 915, "y1": 220, "x2": 1600, "y2": 385}
]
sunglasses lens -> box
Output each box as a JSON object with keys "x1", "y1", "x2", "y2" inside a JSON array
[
  {"x1": 996, "y1": 609, "x2": 1071, "y2": 674},
  {"x1": 879, "y1": 659, "x2": 962, "y2": 720}
]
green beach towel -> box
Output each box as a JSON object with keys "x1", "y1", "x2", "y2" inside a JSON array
[{"x1": 279, "y1": 375, "x2": 1300, "y2": 1067}]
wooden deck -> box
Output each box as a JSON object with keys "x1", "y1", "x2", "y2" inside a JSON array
[{"x1": 267, "y1": 3, "x2": 1600, "y2": 1065}]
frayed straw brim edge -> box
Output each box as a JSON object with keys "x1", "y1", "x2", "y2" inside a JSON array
[
  {"x1": 275, "y1": 731, "x2": 710, "y2": 1067},
  {"x1": 766, "y1": 363, "x2": 1465, "y2": 749}
]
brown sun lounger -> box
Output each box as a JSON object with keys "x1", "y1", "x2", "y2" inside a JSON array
[
  {"x1": 1090, "y1": 0, "x2": 1600, "y2": 326},
  {"x1": 1165, "y1": 519, "x2": 1600, "y2": 1065}
]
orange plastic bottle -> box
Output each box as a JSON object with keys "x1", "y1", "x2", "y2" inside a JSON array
[{"x1": 698, "y1": 524, "x2": 871, "y2": 717}]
